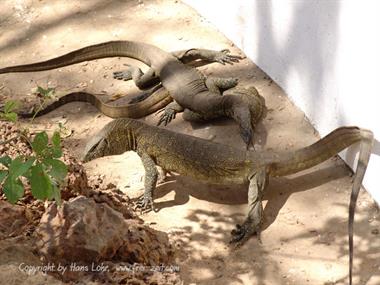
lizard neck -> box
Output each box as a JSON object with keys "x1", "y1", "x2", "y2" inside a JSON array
[
  {"x1": 126, "y1": 125, "x2": 138, "y2": 152},
  {"x1": 117, "y1": 119, "x2": 140, "y2": 152}
]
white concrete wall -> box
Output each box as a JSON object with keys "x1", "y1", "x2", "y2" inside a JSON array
[{"x1": 184, "y1": 0, "x2": 380, "y2": 203}]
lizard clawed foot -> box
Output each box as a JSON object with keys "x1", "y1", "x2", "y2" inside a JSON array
[
  {"x1": 229, "y1": 218, "x2": 260, "y2": 247},
  {"x1": 214, "y1": 49, "x2": 244, "y2": 65},
  {"x1": 134, "y1": 195, "x2": 154, "y2": 214},
  {"x1": 113, "y1": 68, "x2": 133, "y2": 81},
  {"x1": 157, "y1": 108, "x2": 176, "y2": 126},
  {"x1": 230, "y1": 224, "x2": 246, "y2": 244}
]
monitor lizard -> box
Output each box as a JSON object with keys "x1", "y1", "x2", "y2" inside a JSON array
[
  {"x1": 16, "y1": 86, "x2": 266, "y2": 132},
  {"x1": 0, "y1": 41, "x2": 257, "y2": 146},
  {"x1": 82, "y1": 118, "x2": 373, "y2": 285},
  {"x1": 8, "y1": 48, "x2": 249, "y2": 120}
]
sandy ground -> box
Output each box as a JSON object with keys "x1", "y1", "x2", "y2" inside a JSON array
[{"x1": 0, "y1": 0, "x2": 379, "y2": 284}]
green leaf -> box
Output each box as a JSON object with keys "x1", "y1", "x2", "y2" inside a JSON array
[
  {"x1": 52, "y1": 131, "x2": 61, "y2": 147},
  {"x1": 51, "y1": 147, "x2": 62, "y2": 158},
  {"x1": 3, "y1": 112, "x2": 18, "y2": 122},
  {"x1": 0, "y1": 156, "x2": 11, "y2": 168},
  {"x1": 51, "y1": 184, "x2": 61, "y2": 206},
  {"x1": 43, "y1": 158, "x2": 67, "y2": 183},
  {"x1": 0, "y1": 170, "x2": 8, "y2": 183},
  {"x1": 30, "y1": 164, "x2": 52, "y2": 200},
  {"x1": 51, "y1": 131, "x2": 63, "y2": 158},
  {"x1": 32, "y1": 132, "x2": 48, "y2": 156},
  {"x1": 23, "y1": 168, "x2": 32, "y2": 180},
  {"x1": 3, "y1": 176, "x2": 24, "y2": 204},
  {"x1": 4, "y1": 100, "x2": 18, "y2": 113},
  {"x1": 37, "y1": 86, "x2": 55, "y2": 98},
  {"x1": 8, "y1": 156, "x2": 35, "y2": 178},
  {"x1": 37, "y1": 86, "x2": 47, "y2": 96}
]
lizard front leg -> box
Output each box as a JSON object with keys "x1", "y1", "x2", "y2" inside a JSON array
[
  {"x1": 230, "y1": 168, "x2": 267, "y2": 246},
  {"x1": 135, "y1": 151, "x2": 158, "y2": 213},
  {"x1": 157, "y1": 101, "x2": 184, "y2": 126},
  {"x1": 172, "y1": 48, "x2": 243, "y2": 65}
]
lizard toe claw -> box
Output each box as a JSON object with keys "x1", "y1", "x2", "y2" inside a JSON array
[
  {"x1": 215, "y1": 49, "x2": 243, "y2": 65},
  {"x1": 230, "y1": 224, "x2": 246, "y2": 244},
  {"x1": 230, "y1": 219, "x2": 260, "y2": 247},
  {"x1": 157, "y1": 109, "x2": 176, "y2": 126},
  {"x1": 113, "y1": 70, "x2": 133, "y2": 81},
  {"x1": 134, "y1": 196, "x2": 154, "y2": 214}
]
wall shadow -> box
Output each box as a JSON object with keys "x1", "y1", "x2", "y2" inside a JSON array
[{"x1": 254, "y1": 0, "x2": 341, "y2": 122}]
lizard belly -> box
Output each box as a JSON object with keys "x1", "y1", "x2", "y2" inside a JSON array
[
  {"x1": 159, "y1": 61, "x2": 208, "y2": 106},
  {"x1": 152, "y1": 149, "x2": 249, "y2": 185},
  {"x1": 158, "y1": 156, "x2": 247, "y2": 185},
  {"x1": 139, "y1": 124, "x2": 251, "y2": 185}
]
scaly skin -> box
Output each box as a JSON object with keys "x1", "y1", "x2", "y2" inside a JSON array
[
  {"x1": 16, "y1": 86, "x2": 266, "y2": 130},
  {"x1": 0, "y1": 41, "x2": 255, "y2": 146},
  {"x1": 13, "y1": 48, "x2": 246, "y2": 119},
  {"x1": 17, "y1": 87, "x2": 172, "y2": 119},
  {"x1": 83, "y1": 119, "x2": 373, "y2": 285}
]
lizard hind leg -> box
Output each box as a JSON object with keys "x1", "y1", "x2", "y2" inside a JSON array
[
  {"x1": 230, "y1": 168, "x2": 267, "y2": 246},
  {"x1": 182, "y1": 109, "x2": 208, "y2": 122}
]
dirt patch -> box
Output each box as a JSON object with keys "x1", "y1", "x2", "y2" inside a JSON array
[
  {"x1": 0, "y1": 0, "x2": 379, "y2": 284},
  {"x1": 0, "y1": 121, "x2": 181, "y2": 284}
]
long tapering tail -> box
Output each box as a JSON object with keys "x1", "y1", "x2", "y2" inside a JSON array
[
  {"x1": 265, "y1": 126, "x2": 374, "y2": 285},
  {"x1": 0, "y1": 41, "x2": 158, "y2": 74},
  {"x1": 16, "y1": 87, "x2": 171, "y2": 119},
  {"x1": 348, "y1": 128, "x2": 373, "y2": 285},
  {"x1": 267, "y1": 126, "x2": 369, "y2": 177}
]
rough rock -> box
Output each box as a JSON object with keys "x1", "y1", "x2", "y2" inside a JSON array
[
  {"x1": 60, "y1": 149, "x2": 89, "y2": 199},
  {"x1": 0, "y1": 201, "x2": 28, "y2": 239},
  {"x1": 36, "y1": 196, "x2": 174, "y2": 265},
  {"x1": 0, "y1": 237, "x2": 64, "y2": 285}
]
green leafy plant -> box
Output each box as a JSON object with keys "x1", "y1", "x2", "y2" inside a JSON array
[
  {"x1": 36, "y1": 86, "x2": 55, "y2": 98},
  {"x1": 0, "y1": 131, "x2": 67, "y2": 205},
  {"x1": 31, "y1": 86, "x2": 56, "y2": 120},
  {"x1": 0, "y1": 100, "x2": 19, "y2": 122}
]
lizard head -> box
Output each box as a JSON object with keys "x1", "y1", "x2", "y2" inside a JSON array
[
  {"x1": 82, "y1": 119, "x2": 136, "y2": 163},
  {"x1": 82, "y1": 133, "x2": 112, "y2": 163}
]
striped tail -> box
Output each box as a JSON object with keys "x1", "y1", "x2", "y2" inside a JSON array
[
  {"x1": 266, "y1": 126, "x2": 374, "y2": 285},
  {"x1": 17, "y1": 87, "x2": 172, "y2": 119},
  {"x1": 268, "y1": 126, "x2": 367, "y2": 177},
  {"x1": 18, "y1": 92, "x2": 99, "y2": 118},
  {"x1": 0, "y1": 41, "x2": 158, "y2": 74},
  {"x1": 348, "y1": 128, "x2": 373, "y2": 285}
]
